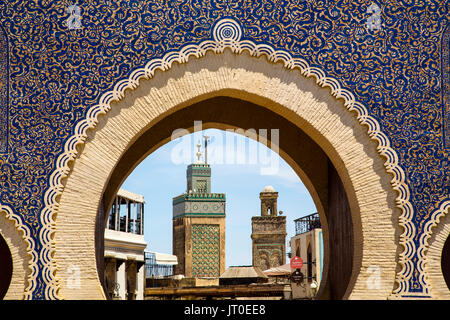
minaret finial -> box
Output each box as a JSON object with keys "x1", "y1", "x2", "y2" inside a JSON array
[{"x1": 196, "y1": 140, "x2": 202, "y2": 163}]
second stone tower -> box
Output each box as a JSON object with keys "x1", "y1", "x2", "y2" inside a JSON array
[{"x1": 251, "y1": 185, "x2": 286, "y2": 271}]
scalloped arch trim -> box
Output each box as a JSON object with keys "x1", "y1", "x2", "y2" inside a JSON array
[
  {"x1": 420, "y1": 200, "x2": 450, "y2": 297},
  {"x1": 0, "y1": 204, "x2": 36, "y2": 299}
]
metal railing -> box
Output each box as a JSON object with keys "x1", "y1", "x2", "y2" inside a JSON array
[
  {"x1": 294, "y1": 212, "x2": 321, "y2": 235},
  {"x1": 144, "y1": 252, "x2": 174, "y2": 278}
]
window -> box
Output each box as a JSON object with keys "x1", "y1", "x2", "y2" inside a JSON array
[
  {"x1": 108, "y1": 200, "x2": 117, "y2": 230},
  {"x1": 119, "y1": 197, "x2": 128, "y2": 232}
]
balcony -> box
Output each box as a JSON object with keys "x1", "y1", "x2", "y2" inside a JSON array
[
  {"x1": 145, "y1": 251, "x2": 177, "y2": 279},
  {"x1": 107, "y1": 189, "x2": 144, "y2": 235},
  {"x1": 294, "y1": 212, "x2": 321, "y2": 235}
]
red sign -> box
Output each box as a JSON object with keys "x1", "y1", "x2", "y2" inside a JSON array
[{"x1": 290, "y1": 256, "x2": 303, "y2": 269}]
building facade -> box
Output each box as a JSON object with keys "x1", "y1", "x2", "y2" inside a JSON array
[
  {"x1": 251, "y1": 186, "x2": 287, "y2": 271},
  {"x1": 172, "y1": 162, "x2": 226, "y2": 278},
  {"x1": 104, "y1": 189, "x2": 147, "y2": 300},
  {"x1": 289, "y1": 213, "x2": 324, "y2": 298}
]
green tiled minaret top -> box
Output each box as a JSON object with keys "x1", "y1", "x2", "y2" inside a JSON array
[
  {"x1": 172, "y1": 139, "x2": 226, "y2": 219},
  {"x1": 187, "y1": 138, "x2": 212, "y2": 193},
  {"x1": 187, "y1": 163, "x2": 211, "y2": 194}
]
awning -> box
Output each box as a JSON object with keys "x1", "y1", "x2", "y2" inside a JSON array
[
  {"x1": 104, "y1": 250, "x2": 145, "y2": 262},
  {"x1": 153, "y1": 252, "x2": 178, "y2": 265},
  {"x1": 262, "y1": 263, "x2": 291, "y2": 276},
  {"x1": 220, "y1": 266, "x2": 268, "y2": 279}
]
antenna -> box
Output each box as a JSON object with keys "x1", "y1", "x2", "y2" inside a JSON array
[{"x1": 203, "y1": 135, "x2": 210, "y2": 164}]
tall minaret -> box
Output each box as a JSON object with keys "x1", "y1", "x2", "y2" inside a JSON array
[
  {"x1": 172, "y1": 138, "x2": 226, "y2": 278},
  {"x1": 251, "y1": 186, "x2": 286, "y2": 271}
]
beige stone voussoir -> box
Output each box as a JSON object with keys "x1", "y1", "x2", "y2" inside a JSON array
[{"x1": 54, "y1": 51, "x2": 400, "y2": 299}]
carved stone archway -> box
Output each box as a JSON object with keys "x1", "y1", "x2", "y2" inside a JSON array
[{"x1": 50, "y1": 47, "x2": 403, "y2": 299}]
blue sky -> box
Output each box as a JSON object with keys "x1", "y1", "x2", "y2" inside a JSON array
[{"x1": 120, "y1": 128, "x2": 317, "y2": 268}]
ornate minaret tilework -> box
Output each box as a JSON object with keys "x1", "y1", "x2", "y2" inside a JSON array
[
  {"x1": 172, "y1": 143, "x2": 225, "y2": 278},
  {"x1": 191, "y1": 224, "x2": 220, "y2": 278}
]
